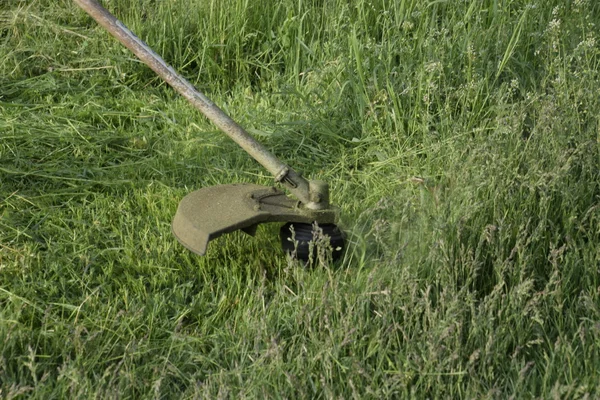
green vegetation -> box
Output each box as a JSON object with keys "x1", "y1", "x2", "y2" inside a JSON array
[{"x1": 1, "y1": 0, "x2": 599, "y2": 397}]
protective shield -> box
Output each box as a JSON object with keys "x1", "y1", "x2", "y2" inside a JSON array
[{"x1": 171, "y1": 183, "x2": 336, "y2": 255}]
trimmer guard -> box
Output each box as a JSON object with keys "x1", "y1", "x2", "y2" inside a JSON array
[{"x1": 172, "y1": 183, "x2": 337, "y2": 255}]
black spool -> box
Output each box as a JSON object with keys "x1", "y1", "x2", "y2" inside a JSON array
[{"x1": 279, "y1": 222, "x2": 345, "y2": 262}]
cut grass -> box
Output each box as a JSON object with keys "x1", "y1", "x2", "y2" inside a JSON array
[{"x1": 1, "y1": 0, "x2": 600, "y2": 398}]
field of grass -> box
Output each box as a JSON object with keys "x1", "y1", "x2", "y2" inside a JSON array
[{"x1": 1, "y1": 0, "x2": 600, "y2": 397}]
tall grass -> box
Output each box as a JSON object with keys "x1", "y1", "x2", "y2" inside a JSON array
[{"x1": 1, "y1": 0, "x2": 599, "y2": 397}]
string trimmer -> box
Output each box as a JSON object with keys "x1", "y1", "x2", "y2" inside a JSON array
[{"x1": 73, "y1": 0, "x2": 345, "y2": 261}]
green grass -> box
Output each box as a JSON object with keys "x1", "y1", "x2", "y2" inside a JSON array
[{"x1": 1, "y1": 0, "x2": 600, "y2": 397}]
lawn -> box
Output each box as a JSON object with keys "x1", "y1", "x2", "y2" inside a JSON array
[{"x1": 1, "y1": 0, "x2": 599, "y2": 398}]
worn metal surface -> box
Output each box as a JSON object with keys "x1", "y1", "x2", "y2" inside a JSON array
[{"x1": 172, "y1": 184, "x2": 337, "y2": 255}]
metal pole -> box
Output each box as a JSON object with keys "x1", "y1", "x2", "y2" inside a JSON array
[{"x1": 72, "y1": 0, "x2": 314, "y2": 206}]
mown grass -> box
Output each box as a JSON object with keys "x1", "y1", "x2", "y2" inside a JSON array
[{"x1": 1, "y1": 0, "x2": 600, "y2": 398}]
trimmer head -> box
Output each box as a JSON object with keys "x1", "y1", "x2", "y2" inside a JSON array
[
  {"x1": 172, "y1": 183, "x2": 337, "y2": 256},
  {"x1": 74, "y1": 0, "x2": 345, "y2": 260}
]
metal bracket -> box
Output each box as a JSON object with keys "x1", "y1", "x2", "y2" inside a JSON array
[{"x1": 274, "y1": 167, "x2": 290, "y2": 183}]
